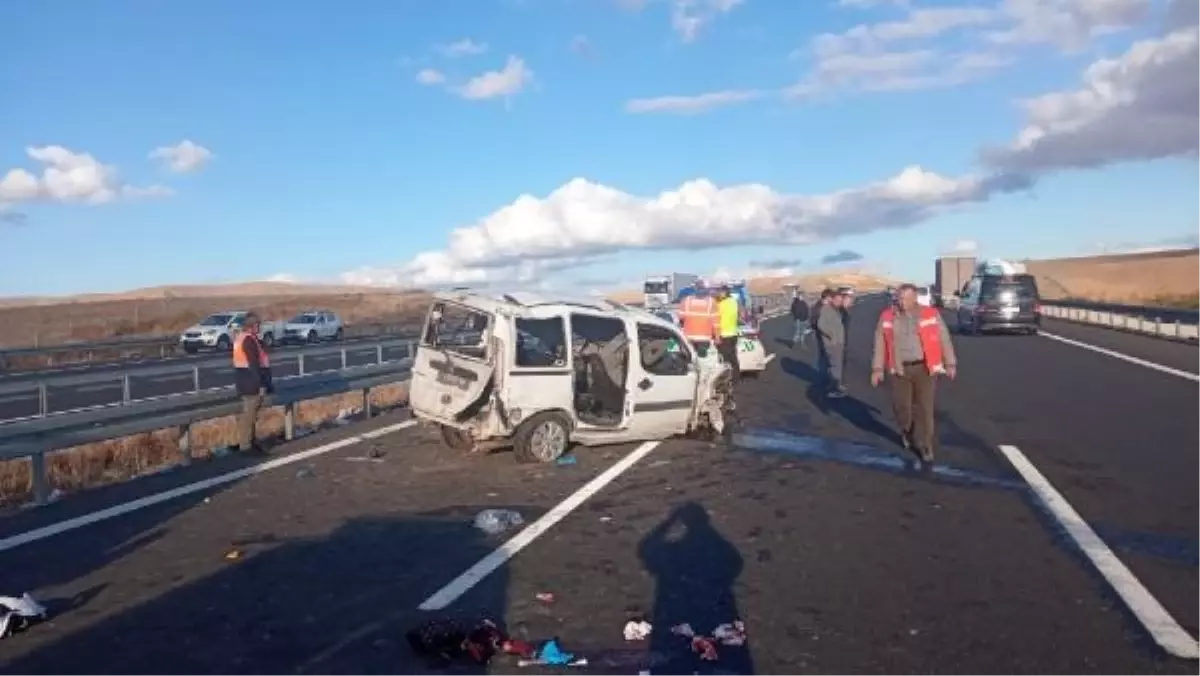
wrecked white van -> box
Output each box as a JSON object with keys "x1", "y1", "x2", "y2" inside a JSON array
[{"x1": 409, "y1": 291, "x2": 735, "y2": 463}]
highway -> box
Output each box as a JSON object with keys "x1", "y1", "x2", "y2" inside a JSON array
[
  {"x1": 0, "y1": 328, "x2": 420, "y2": 382},
  {"x1": 0, "y1": 298, "x2": 1195, "y2": 673},
  {"x1": 0, "y1": 342, "x2": 412, "y2": 421}
]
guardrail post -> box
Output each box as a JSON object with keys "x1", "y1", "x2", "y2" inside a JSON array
[
  {"x1": 177, "y1": 424, "x2": 193, "y2": 465},
  {"x1": 362, "y1": 387, "x2": 373, "y2": 418},
  {"x1": 284, "y1": 402, "x2": 296, "y2": 441},
  {"x1": 377, "y1": 344, "x2": 384, "y2": 364},
  {"x1": 341, "y1": 348, "x2": 347, "y2": 370},
  {"x1": 122, "y1": 373, "x2": 131, "y2": 403},
  {"x1": 30, "y1": 452, "x2": 49, "y2": 505},
  {"x1": 298, "y1": 354, "x2": 306, "y2": 376},
  {"x1": 193, "y1": 365, "x2": 200, "y2": 392},
  {"x1": 1154, "y1": 317, "x2": 1162, "y2": 335},
  {"x1": 38, "y1": 382, "x2": 48, "y2": 417},
  {"x1": 1174, "y1": 320, "x2": 1181, "y2": 338}
]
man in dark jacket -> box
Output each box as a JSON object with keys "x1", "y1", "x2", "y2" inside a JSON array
[
  {"x1": 233, "y1": 312, "x2": 274, "y2": 455},
  {"x1": 790, "y1": 292, "x2": 811, "y2": 347}
]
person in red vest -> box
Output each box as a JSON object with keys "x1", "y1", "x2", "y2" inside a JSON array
[
  {"x1": 232, "y1": 312, "x2": 274, "y2": 456},
  {"x1": 870, "y1": 283, "x2": 957, "y2": 464}
]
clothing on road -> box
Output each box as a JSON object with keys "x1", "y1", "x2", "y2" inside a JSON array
[{"x1": 871, "y1": 304, "x2": 957, "y2": 461}]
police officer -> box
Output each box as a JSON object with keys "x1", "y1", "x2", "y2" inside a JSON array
[
  {"x1": 870, "y1": 284, "x2": 958, "y2": 464},
  {"x1": 715, "y1": 284, "x2": 742, "y2": 383},
  {"x1": 233, "y1": 312, "x2": 274, "y2": 455}
]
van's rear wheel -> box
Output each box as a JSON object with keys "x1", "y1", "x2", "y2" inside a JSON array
[
  {"x1": 514, "y1": 412, "x2": 571, "y2": 464},
  {"x1": 440, "y1": 425, "x2": 474, "y2": 452}
]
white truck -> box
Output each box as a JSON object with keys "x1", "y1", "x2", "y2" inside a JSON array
[
  {"x1": 643, "y1": 272, "x2": 699, "y2": 309},
  {"x1": 281, "y1": 310, "x2": 346, "y2": 344},
  {"x1": 178, "y1": 311, "x2": 285, "y2": 353}
]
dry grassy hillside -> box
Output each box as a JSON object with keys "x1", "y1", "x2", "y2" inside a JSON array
[
  {"x1": 0, "y1": 286, "x2": 431, "y2": 349},
  {"x1": 1024, "y1": 248, "x2": 1199, "y2": 307}
]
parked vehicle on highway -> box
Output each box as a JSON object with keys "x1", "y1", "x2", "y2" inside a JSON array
[
  {"x1": 178, "y1": 311, "x2": 284, "y2": 353},
  {"x1": 409, "y1": 290, "x2": 735, "y2": 464},
  {"x1": 282, "y1": 310, "x2": 345, "y2": 344},
  {"x1": 954, "y1": 259, "x2": 1042, "y2": 335}
]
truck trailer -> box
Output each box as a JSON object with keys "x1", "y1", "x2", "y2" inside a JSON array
[
  {"x1": 643, "y1": 272, "x2": 699, "y2": 309},
  {"x1": 934, "y1": 256, "x2": 976, "y2": 308}
]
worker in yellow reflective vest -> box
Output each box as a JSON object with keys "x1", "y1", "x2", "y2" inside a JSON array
[{"x1": 715, "y1": 284, "x2": 742, "y2": 383}]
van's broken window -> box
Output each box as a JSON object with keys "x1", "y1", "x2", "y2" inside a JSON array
[
  {"x1": 515, "y1": 317, "x2": 567, "y2": 367},
  {"x1": 423, "y1": 302, "x2": 489, "y2": 359}
]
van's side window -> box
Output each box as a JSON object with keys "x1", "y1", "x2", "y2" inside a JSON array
[
  {"x1": 422, "y1": 302, "x2": 490, "y2": 359},
  {"x1": 514, "y1": 317, "x2": 567, "y2": 367},
  {"x1": 636, "y1": 323, "x2": 691, "y2": 376}
]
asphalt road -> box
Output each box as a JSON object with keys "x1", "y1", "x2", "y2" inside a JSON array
[
  {"x1": 0, "y1": 330, "x2": 419, "y2": 383},
  {"x1": 0, "y1": 343, "x2": 412, "y2": 421},
  {"x1": 0, "y1": 303, "x2": 1195, "y2": 673}
]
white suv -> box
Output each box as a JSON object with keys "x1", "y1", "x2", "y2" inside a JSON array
[
  {"x1": 282, "y1": 310, "x2": 345, "y2": 344},
  {"x1": 409, "y1": 291, "x2": 735, "y2": 463}
]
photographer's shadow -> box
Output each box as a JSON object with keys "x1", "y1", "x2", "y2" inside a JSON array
[{"x1": 639, "y1": 502, "x2": 753, "y2": 675}]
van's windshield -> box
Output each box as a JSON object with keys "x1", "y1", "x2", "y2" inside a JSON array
[
  {"x1": 981, "y1": 274, "x2": 1039, "y2": 299},
  {"x1": 422, "y1": 301, "x2": 490, "y2": 358}
]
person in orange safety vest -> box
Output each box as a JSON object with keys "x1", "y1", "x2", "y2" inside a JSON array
[
  {"x1": 870, "y1": 283, "x2": 957, "y2": 465},
  {"x1": 678, "y1": 283, "x2": 720, "y2": 344},
  {"x1": 232, "y1": 312, "x2": 274, "y2": 456}
]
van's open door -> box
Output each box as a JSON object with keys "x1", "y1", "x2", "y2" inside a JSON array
[{"x1": 409, "y1": 301, "x2": 494, "y2": 422}]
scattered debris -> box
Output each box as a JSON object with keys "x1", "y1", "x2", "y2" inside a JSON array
[
  {"x1": 334, "y1": 407, "x2": 359, "y2": 426},
  {"x1": 517, "y1": 638, "x2": 588, "y2": 667},
  {"x1": 713, "y1": 621, "x2": 747, "y2": 646},
  {"x1": 555, "y1": 455, "x2": 578, "y2": 467},
  {"x1": 224, "y1": 549, "x2": 243, "y2": 561},
  {"x1": 535, "y1": 592, "x2": 556, "y2": 604},
  {"x1": 367, "y1": 446, "x2": 386, "y2": 459},
  {"x1": 624, "y1": 619, "x2": 653, "y2": 641},
  {"x1": 691, "y1": 636, "x2": 719, "y2": 661},
  {"x1": 295, "y1": 466, "x2": 316, "y2": 479},
  {"x1": 599, "y1": 515, "x2": 613, "y2": 523},
  {"x1": 0, "y1": 593, "x2": 47, "y2": 640},
  {"x1": 670, "y1": 623, "x2": 695, "y2": 638},
  {"x1": 648, "y1": 459, "x2": 671, "y2": 468},
  {"x1": 473, "y1": 509, "x2": 524, "y2": 535},
  {"x1": 407, "y1": 618, "x2": 586, "y2": 668},
  {"x1": 669, "y1": 620, "x2": 746, "y2": 662},
  {"x1": 212, "y1": 446, "x2": 233, "y2": 459}
]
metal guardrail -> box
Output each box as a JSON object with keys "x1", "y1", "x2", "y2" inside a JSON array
[
  {"x1": 0, "y1": 338, "x2": 418, "y2": 421},
  {"x1": 1040, "y1": 304, "x2": 1200, "y2": 342},
  {"x1": 0, "y1": 361, "x2": 415, "y2": 505},
  {"x1": 1043, "y1": 299, "x2": 1199, "y2": 324},
  {"x1": 0, "y1": 321, "x2": 420, "y2": 369}
]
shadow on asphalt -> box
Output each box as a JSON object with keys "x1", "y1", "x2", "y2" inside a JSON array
[
  {"x1": 778, "y1": 355, "x2": 904, "y2": 452},
  {"x1": 2, "y1": 509, "x2": 510, "y2": 675},
  {"x1": 639, "y1": 502, "x2": 753, "y2": 675}
]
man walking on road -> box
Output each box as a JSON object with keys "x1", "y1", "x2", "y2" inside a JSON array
[
  {"x1": 790, "y1": 291, "x2": 811, "y2": 347},
  {"x1": 233, "y1": 312, "x2": 275, "y2": 456},
  {"x1": 870, "y1": 284, "x2": 957, "y2": 464},
  {"x1": 816, "y1": 291, "x2": 848, "y2": 398}
]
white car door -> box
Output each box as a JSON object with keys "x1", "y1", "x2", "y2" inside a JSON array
[{"x1": 625, "y1": 320, "x2": 697, "y2": 439}]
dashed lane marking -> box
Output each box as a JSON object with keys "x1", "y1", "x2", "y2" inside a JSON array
[
  {"x1": 0, "y1": 419, "x2": 419, "y2": 554},
  {"x1": 1038, "y1": 331, "x2": 1198, "y2": 383},
  {"x1": 998, "y1": 444, "x2": 1200, "y2": 660}
]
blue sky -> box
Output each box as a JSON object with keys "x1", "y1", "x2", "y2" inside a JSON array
[{"x1": 1, "y1": 0, "x2": 1196, "y2": 297}]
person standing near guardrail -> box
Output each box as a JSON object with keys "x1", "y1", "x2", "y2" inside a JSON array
[
  {"x1": 870, "y1": 283, "x2": 957, "y2": 465},
  {"x1": 233, "y1": 312, "x2": 274, "y2": 456}
]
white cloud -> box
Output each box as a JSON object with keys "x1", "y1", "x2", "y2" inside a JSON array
[
  {"x1": 265, "y1": 273, "x2": 300, "y2": 284},
  {"x1": 949, "y1": 239, "x2": 979, "y2": 254},
  {"x1": 348, "y1": 167, "x2": 1031, "y2": 288},
  {"x1": 149, "y1": 140, "x2": 213, "y2": 174},
  {"x1": 0, "y1": 145, "x2": 172, "y2": 206},
  {"x1": 838, "y1": 0, "x2": 911, "y2": 7},
  {"x1": 670, "y1": 0, "x2": 744, "y2": 42},
  {"x1": 625, "y1": 89, "x2": 764, "y2": 114},
  {"x1": 436, "y1": 38, "x2": 489, "y2": 57},
  {"x1": 457, "y1": 55, "x2": 533, "y2": 101},
  {"x1": 987, "y1": 0, "x2": 1151, "y2": 51},
  {"x1": 984, "y1": 24, "x2": 1199, "y2": 171},
  {"x1": 416, "y1": 68, "x2": 446, "y2": 85}
]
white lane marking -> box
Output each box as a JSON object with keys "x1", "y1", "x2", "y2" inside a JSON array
[
  {"x1": 419, "y1": 440, "x2": 662, "y2": 611},
  {"x1": 1039, "y1": 331, "x2": 1198, "y2": 383},
  {"x1": 0, "y1": 419, "x2": 418, "y2": 554},
  {"x1": 998, "y1": 444, "x2": 1200, "y2": 660},
  {"x1": 0, "y1": 393, "x2": 37, "y2": 406}
]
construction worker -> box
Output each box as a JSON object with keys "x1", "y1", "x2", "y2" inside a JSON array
[
  {"x1": 715, "y1": 284, "x2": 742, "y2": 382},
  {"x1": 233, "y1": 312, "x2": 274, "y2": 456},
  {"x1": 870, "y1": 283, "x2": 958, "y2": 465},
  {"x1": 678, "y1": 281, "x2": 720, "y2": 354}
]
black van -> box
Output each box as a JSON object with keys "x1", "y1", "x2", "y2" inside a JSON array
[{"x1": 954, "y1": 273, "x2": 1041, "y2": 334}]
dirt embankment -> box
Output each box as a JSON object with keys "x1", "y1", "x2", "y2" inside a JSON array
[{"x1": 1024, "y1": 249, "x2": 1199, "y2": 307}]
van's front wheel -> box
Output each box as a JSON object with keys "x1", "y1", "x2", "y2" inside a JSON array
[{"x1": 514, "y1": 412, "x2": 571, "y2": 464}]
